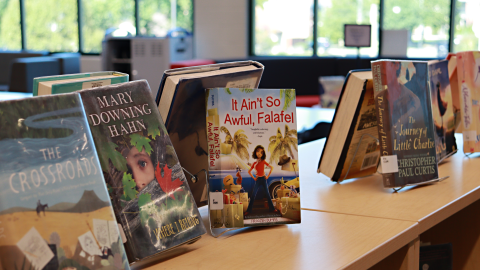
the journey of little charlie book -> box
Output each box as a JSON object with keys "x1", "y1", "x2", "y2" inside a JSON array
[{"x1": 206, "y1": 88, "x2": 300, "y2": 228}]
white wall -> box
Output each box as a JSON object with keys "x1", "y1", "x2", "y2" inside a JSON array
[
  {"x1": 80, "y1": 55, "x2": 102, "y2": 73},
  {"x1": 194, "y1": 0, "x2": 248, "y2": 60}
]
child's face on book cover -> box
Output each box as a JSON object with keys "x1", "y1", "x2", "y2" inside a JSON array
[{"x1": 127, "y1": 147, "x2": 155, "y2": 191}]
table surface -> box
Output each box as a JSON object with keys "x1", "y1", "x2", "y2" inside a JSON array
[
  {"x1": 143, "y1": 207, "x2": 417, "y2": 270},
  {"x1": 303, "y1": 134, "x2": 480, "y2": 233}
]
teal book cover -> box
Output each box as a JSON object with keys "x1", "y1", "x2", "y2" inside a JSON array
[
  {"x1": 78, "y1": 80, "x2": 206, "y2": 265},
  {"x1": 206, "y1": 88, "x2": 300, "y2": 228},
  {"x1": 0, "y1": 94, "x2": 130, "y2": 270},
  {"x1": 33, "y1": 71, "x2": 129, "y2": 96}
]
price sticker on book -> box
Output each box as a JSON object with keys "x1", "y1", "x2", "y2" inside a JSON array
[
  {"x1": 210, "y1": 192, "x2": 224, "y2": 210},
  {"x1": 380, "y1": 155, "x2": 398, "y2": 174}
]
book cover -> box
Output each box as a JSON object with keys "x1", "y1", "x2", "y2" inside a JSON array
[
  {"x1": 428, "y1": 60, "x2": 457, "y2": 161},
  {"x1": 33, "y1": 71, "x2": 129, "y2": 96},
  {"x1": 0, "y1": 94, "x2": 129, "y2": 270},
  {"x1": 156, "y1": 61, "x2": 264, "y2": 207},
  {"x1": 318, "y1": 70, "x2": 380, "y2": 181},
  {"x1": 446, "y1": 53, "x2": 462, "y2": 132},
  {"x1": 207, "y1": 88, "x2": 300, "y2": 227},
  {"x1": 456, "y1": 51, "x2": 480, "y2": 153},
  {"x1": 78, "y1": 80, "x2": 206, "y2": 264},
  {"x1": 371, "y1": 60, "x2": 439, "y2": 188}
]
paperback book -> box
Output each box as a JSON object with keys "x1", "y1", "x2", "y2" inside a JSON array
[
  {"x1": 318, "y1": 70, "x2": 380, "y2": 181},
  {"x1": 33, "y1": 71, "x2": 129, "y2": 96},
  {"x1": 78, "y1": 80, "x2": 206, "y2": 266},
  {"x1": 456, "y1": 51, "x2": 480, "y2": 153},
  {"x1": 371, "y1": 60, "x2": 439, "y2": 188},
  {"x1": 156, "y1": 61, "x2": 264, "y2": 207},
  {"x1": 207, "y1": 88, "x2": 300, "y2": 228},
  {"x1": 0, "y1": 94, "x2": 129, "y2": 270},
  {"x1": 428, "y1": 60, "x2": 457, "y2": 161}
]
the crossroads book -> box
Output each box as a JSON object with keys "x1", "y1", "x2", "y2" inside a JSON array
[
  {"x1": 0, "y1": 94, "x2": 130, "y2": 270},
  {"x1": 78, "y1": 80, "x2": 206, "y2": 266}
]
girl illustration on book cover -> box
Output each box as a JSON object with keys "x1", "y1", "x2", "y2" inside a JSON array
[{"x1": 245, "y1": 145, "x2": 279, "y2": 216}]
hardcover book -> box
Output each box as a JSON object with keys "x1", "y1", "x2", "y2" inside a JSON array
[
  {"x1": 206, "y1": 88, "x2": 300, "y2": 227},
  {"x1": 371, "y1": 60, "x2": 439, "y2": 188},
  {"x1": 78, "y1": 80, "x2": 206, "y2": 266},
  {"x1": 33, "y1": 71, "x2": 129, "y2": 96},
  {"x1": 318, "y1": 70, "x2": 380, "y2": 181},
  {"x1": 156, "y1": 61, "x2": 264, "y2": 207},
  {"x1": 456, "y1": 51, "x2": 480, "y2": 153},
  {"x1": 0, "y1": 94, "x2": 129, "y2": 270},
  {"x1": 428, "y1": 60, "x2": 457, "y2": 161}
]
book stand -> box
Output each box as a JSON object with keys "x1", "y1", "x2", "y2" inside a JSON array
[
  {"x1": 182, "y1": 167, "x2": 244, "y2": 238},
  {"x1": 339, "y1": 133, "x2": 449, "y2": 192}
]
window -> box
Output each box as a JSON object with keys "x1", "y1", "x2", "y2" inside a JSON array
[
  {"x1": 25, "y1": 0, "x2": 78, "y2": 52},
  {"x1": 0, "y1": 0, "x2": 21, "y2": 51},
  {"x1": 383, "y1": 0, "x2": 450, "y2": 58},
  {"x1": 254, "y1": 0, "x2": 314, "y2": 56},
  {"x1": 317, "y1": 0, "x2": 379, "y2": 57},
  {"x1": 0, "y1": 0, "x2": 193, "y2": 54},
  {"x1": 453, "y1": 0, "x2": 480, "y2": 53},
  {"x1": 252, "y1": 0, "x2": 477, "y2": 58},
  {"x1": 81, "y1": 0, "x2": 135, "y2": 53},
  {"x1": 139, "y1": 0, "x2": 193, "y2": 37}
]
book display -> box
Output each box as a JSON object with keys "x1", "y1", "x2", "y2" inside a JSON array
[
  {"x1": 206, "y1": 88, "x2": 299, "y2": 231},
  {"x1": 456, "y1": 51, "x2": 480, "y2": 154},
  {"x1": 318, "y1": 70, "x2": 380, "y2": 181},
  {"x1": 155, "y1": 61, "x2": 264, "y2": 207},
  {"x1": 428, "y1": 60, "x2": 457, "y2": 161},
  {"x1": 372, "y1": 60, "x2": 439, "y2": 188},
  {"x1": 0, "y1": 94, "x2": 129, "y2": 270},
  {"x1": 33, "y1": 71, "x2": 129, "y2": 96},
  {"x1": 78, "y1": 80, "x2": 206, "y2": 267}
]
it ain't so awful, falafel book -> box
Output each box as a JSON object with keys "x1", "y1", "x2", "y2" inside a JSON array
[
  {"x1": 0, "y1": 94, "x2": 130, "y2": 270},
  {"x1": 206, "y1": 88, "x2": 300, "y2": 229},
  {"x1": 78, "y1": 80, "x2": 205, "y2": 267}
]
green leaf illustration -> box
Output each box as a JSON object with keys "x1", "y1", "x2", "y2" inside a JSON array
[
  {"x1": 130, "y1": 133, "x2": 153, "y2": 155},
  {"x1": 147, "y1": 125, "x2": 161, "y2": 139},
  {"x1": 122, "y1": 173, "x2": 138, "y2": 201},
  {"x1": 98, "y1": 141, "x2": 127, "y2": 172}
]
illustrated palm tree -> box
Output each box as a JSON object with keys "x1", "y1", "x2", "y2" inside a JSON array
[
  {"x1": 220, "y1": 126, "x2": 251, "y2": 160},
  {"x1": 268, "y1": 125, "x2": 298, "y2": 164},
  {"x1": 280, "y1": 89, "x2": 296, "y2": 111}
]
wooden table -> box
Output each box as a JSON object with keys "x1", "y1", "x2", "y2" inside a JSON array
[
  {"x1": 143, "y1": 207, "x2": 418, "y2": 270},
  {"x1": 302, "y1": 134, "x2": 480, "y2": 269}
]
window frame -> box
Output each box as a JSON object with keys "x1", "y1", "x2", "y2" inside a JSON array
[{"x1": 249, "y1": 0, "x2": 457, "y2": 59}]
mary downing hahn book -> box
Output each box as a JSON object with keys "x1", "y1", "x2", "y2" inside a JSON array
[
  {"x1": 0, "y1": 94, "x2": 130, "y2": 270},
  {"x1": 78, "y1": 80, "x2": 205, "y2": 266},
  {"x1": 207, "y1": 88, "x2": 300, "y2": 228}
]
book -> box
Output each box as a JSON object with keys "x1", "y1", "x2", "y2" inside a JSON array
[
  {"x1": 371, "y1": 60, "x2": 439, "y2": 188},
  {"x1": 77, "y1": 80, "x2": 206, "y2": 266},
  {"x1": 419, "y1": 243, "x2": 452, "y2": 270},
  {"x1": 446, "y1": 53, "x2": 462, "y2": 132},
  {"x1": 456, "y1": 51, "x2": 480, "y2": 153},
  {"x1": 155, "y1": 61, "x2": 264, "y2": 207},
  {"x1": 206, "y1": 88, "x2": 300, "y2": 227},
  {"x1": 33, "y1": 71, "x2": 129, "y2": 96},
  {"x1": 318, "y1": 70, "x2": 380, "y2": 181},
  {"x1": 0, "y1": 94, "x2": 130, "y2": 270},
  {"x1": 428, "y1": 60, "x2": 457, "y2": 162}
]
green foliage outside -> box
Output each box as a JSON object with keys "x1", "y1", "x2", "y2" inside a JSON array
[{"x1": 0, "y1": 0, "x2": 193, "y2": 53}]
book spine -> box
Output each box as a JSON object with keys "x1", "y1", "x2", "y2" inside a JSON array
[
  {"x1": 207, "y1": 89, "x2": 221, "y2": 177},
  {"x1": 371, "y1": 62, "x2": 395, "y2": 187}
]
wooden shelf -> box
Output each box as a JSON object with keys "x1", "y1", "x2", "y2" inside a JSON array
[{"x1": 142, "y1": 207, "x2": 417, "y2": 270}]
